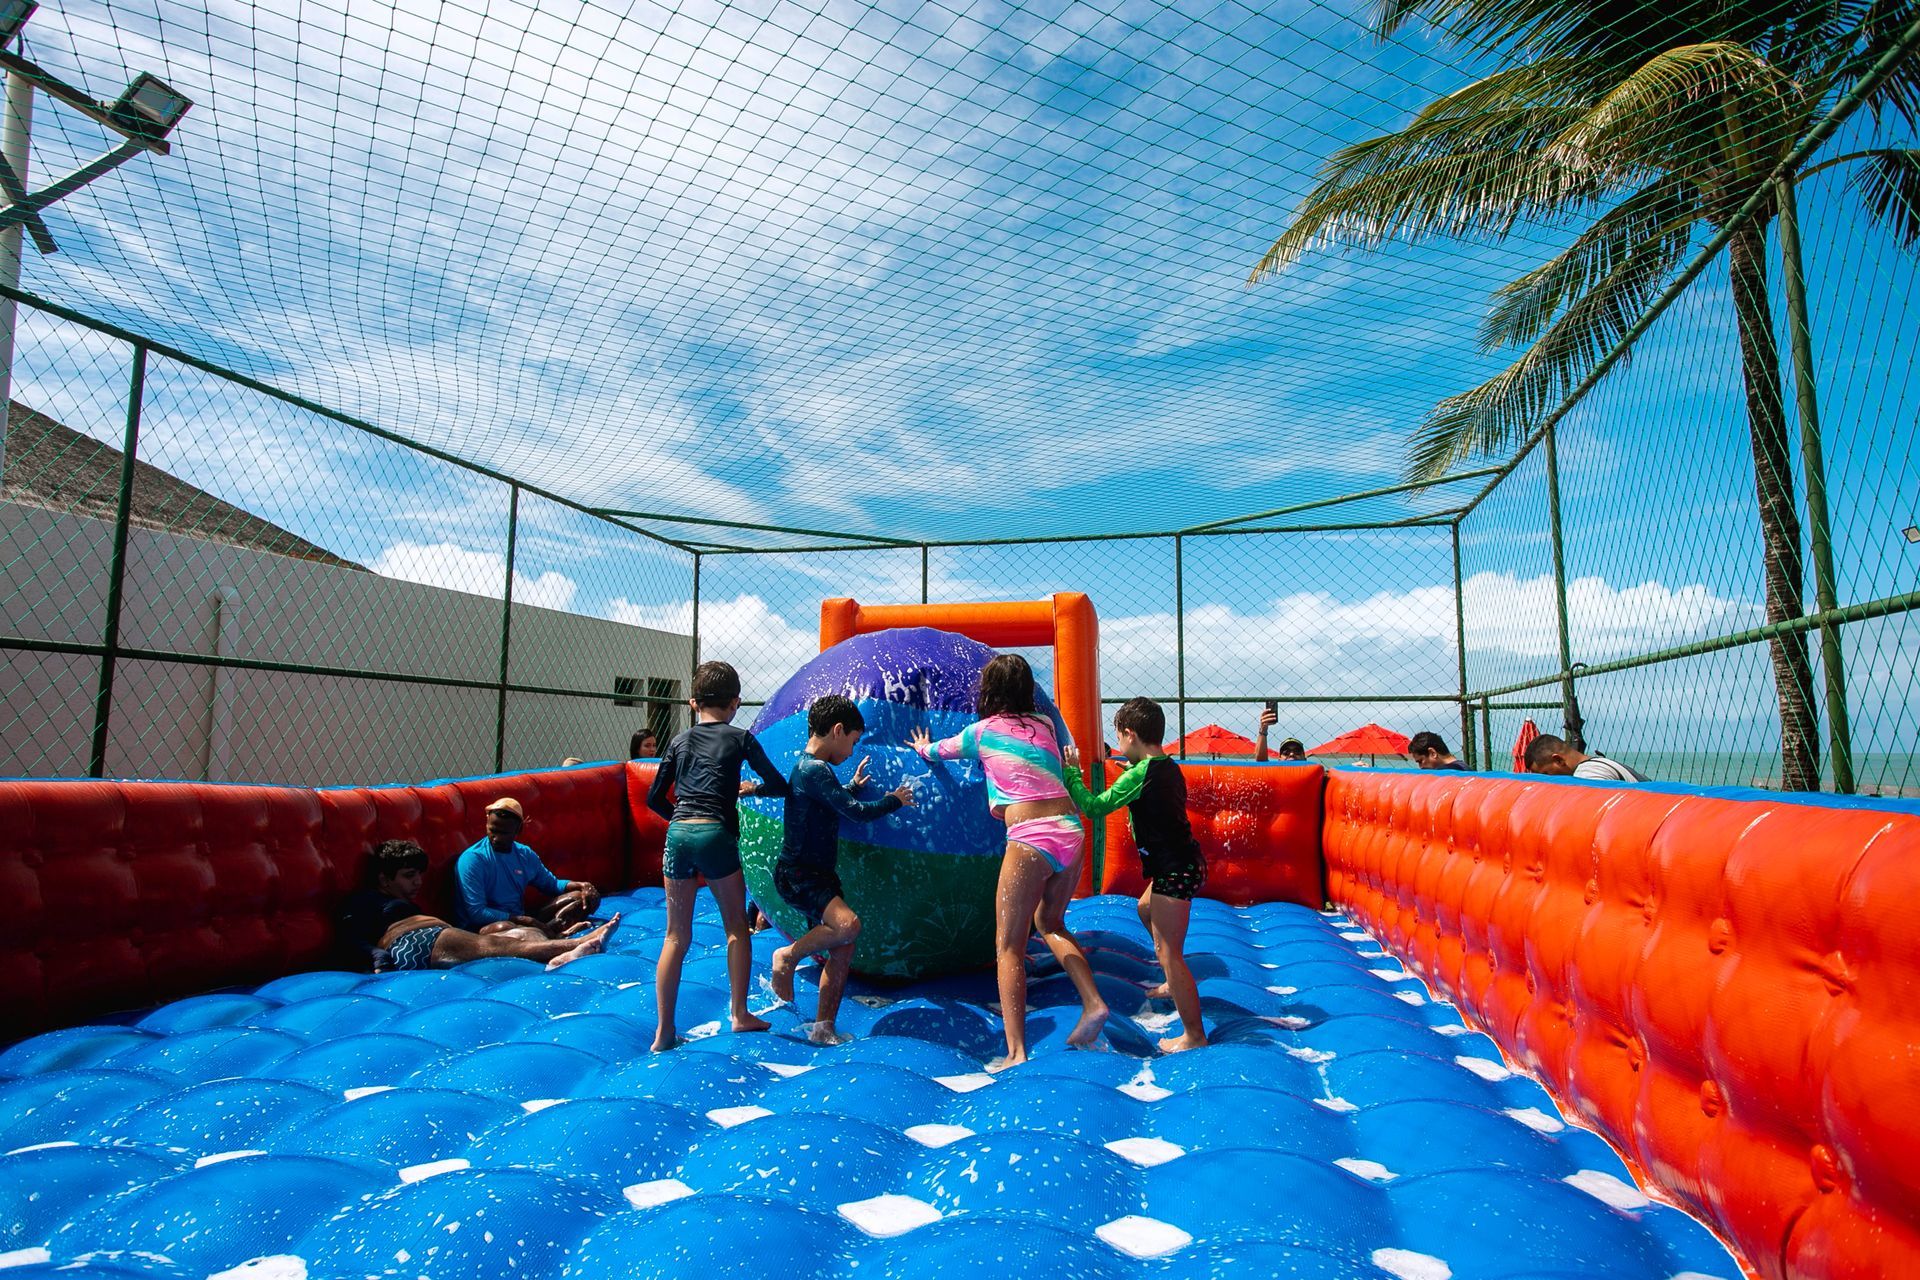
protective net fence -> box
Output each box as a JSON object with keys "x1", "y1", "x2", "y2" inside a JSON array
[{"x1": 0, "y1": 0, "x2": 1914, "y2": 793}]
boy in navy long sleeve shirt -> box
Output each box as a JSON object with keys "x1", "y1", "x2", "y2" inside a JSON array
[{"x1": 770, "y1": 695, "x2": 915, "y2": 1044}]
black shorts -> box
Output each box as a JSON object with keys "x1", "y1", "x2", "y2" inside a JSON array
[
  {"x1": 774, "y1": 861, "x2": 843, "y2": 929},
  {"x1": 1143, "y1": 845, "x2": 1207, "y2": 901}
]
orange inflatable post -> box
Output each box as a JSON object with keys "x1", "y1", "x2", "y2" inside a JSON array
[{"x1": 819, "y1": 594, "x2": 1103, "y2": 891}]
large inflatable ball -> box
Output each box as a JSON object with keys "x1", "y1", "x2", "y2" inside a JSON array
[{"x1": 740, "y1": 627, "x2": 1070, "y2": 978}]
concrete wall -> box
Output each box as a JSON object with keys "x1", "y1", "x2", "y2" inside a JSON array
[{"x1": 0, "y1": 501, "x2": 692, "y2": 786}]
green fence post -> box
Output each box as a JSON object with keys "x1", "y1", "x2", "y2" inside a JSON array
[
  {"x1": 1776, "y1": 175, "x2": 1854, "y2": 793},
  {"x1": 1174, "y1": 534, "x2": 1187, "y2": 757},
  {"x1": 1452, "y1": 521, "x2": 1473, "y2": 767},
  {"x1": 1543, "y1": 424, "x2": 1583, "y2": 749},
  {"x1": 1481, "y1": 696, "x2": 1493, "y2": 771},
  {"x1": 493, "y1": 483, "x2": 519, "y2": 773},
  {"x1": 920, "y1": 544, "x2": 929, "y2": 604},
  {"x1": 691, "y1": 551, "x2": 702, "y2": 670},
  {"x1": 88, "y1": 343, "x2": 146, "y2": 778}
]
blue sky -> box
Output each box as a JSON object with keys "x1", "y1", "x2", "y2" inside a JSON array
[{"x1": 5, "y1": 0, "x2": 1917, "y2": 766}]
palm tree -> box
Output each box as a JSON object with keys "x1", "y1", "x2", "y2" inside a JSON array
[{"x1": 1252, "y1": 0, "x2": 1919, "y2": 790}]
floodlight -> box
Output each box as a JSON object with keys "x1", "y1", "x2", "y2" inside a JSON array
[
  {"x1": 0, "y1": 0, "x2": 36, "y2": 47},
  {"x1": 1904, "y1": 526, "x2": 1920, "y2": 544},
  {"x1": 108, "y1": 72, "x2": 191, "y2": 139}
]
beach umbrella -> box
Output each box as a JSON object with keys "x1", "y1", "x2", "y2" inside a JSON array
[
  {"x1": 1512, "y1": 719, "x2": 1541, "y2": 773},
  {"x1": 1309, "y1": 723, "x2": 1410, "y2": 766},
  {"x1": 1173, "y1": 724, "x2": 1259, "y2": 757}
]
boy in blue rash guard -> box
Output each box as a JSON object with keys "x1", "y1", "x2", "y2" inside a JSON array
[
  {"x1": 769, "y1": 695, "x2": 916, "y2": 1045},
  {"x1": 646, "y1": 660, "x2": 793, "y2": 1051}
]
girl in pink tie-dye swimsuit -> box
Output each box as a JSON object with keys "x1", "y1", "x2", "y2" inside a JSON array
[{"x1": 910, "y1": 654, "x2": 1109, "y2": 1070}]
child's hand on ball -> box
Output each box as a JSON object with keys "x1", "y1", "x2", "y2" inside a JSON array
[
  {"x1": 889, "y1": 781, "x2": 916, "y2": 808},
  {"x1": 850, "y1": 755, "x2": 873, "y2": 789},
  {"x1": 907, "y1": 726, "x2": 931, "y2": 754}
]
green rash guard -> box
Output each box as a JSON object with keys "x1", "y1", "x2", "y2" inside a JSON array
[{"x1": 1063, "y1": 756, "x2": 1152, "y2": 820}]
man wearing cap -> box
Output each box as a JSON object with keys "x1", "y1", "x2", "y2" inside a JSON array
[{"x1": 454, "y1": 797, "x2": 599, "y2": 934}]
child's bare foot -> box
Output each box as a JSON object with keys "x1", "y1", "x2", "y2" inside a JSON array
[
  {"x1": 545, "y1": 912, "x2": 622, "y2": 970},
  {"x1": 1143, "y1": 982, "x2": 1170, "y2": 999},
  {"x1": 650, "y1": 1034, "x2": 681, "y2": 1053},
  {"x1": 732, "y1": 1011, "x2": 772, "y2": 1034},
  {"x1": 808, "y1": 1023, "x2": 849, "y2": 1046},
  {"x1": 1066, "y1": 1001, "x2": 1110, "y2": 1048},
  {"x1": 986, "y1": 1052, "x2": 1027, "y2": 1073},
  {"x1": 1158, "y1": 1031, "x2": 1208, "y2": 1054},
  {"x1": 769, "y1": 947, "x2": 798, "y2": 1003}
]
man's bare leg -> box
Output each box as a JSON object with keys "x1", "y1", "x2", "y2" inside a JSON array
[{"x1": 429, "y1": 915, "x2": 621, "y2": 967}]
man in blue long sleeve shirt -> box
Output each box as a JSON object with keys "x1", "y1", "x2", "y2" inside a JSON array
[
  {"x1": 455, "y1": 797, "x2": 599, "y2": 932},
  {"x1": 769, "y1": 695, "x2": 916, "y2": 1044}
]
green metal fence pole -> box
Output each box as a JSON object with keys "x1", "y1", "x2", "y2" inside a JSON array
[
  {"x1": 1776, "y1": 175, "x2": 1854, "y2": 794},
  {"x1": 691, "y1": 551, "x2": 702, "y2": 670},
  {"x1": 1452, "y1": 521, "x2": 1473, "y2": 768},
  {"x1": 920, "y1": 545, "x2": 929, "y2": 604},
  {"x1": 1174, "y1": 534, "x2": 1187, "y2": 757},
  {"x1": 1543, "y1": 425, "x2": 1583, "y2": 749},
  {"x1": 88, "y1": 343, "x2": 146, "y2": 778},
  {"x1": 1481, "y1": 696, "x2": 1493, "y2": 771},
  {"x1": 493, "y1": 483, "x2": 519, "y2": 773}
]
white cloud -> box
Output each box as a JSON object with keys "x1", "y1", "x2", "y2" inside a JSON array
[
  {"x1": 605, "y1": 592, "x2": 813, "y2": 700},
  {"x1": 371, "y1": 540, "x2": 579, "y2": 611}
]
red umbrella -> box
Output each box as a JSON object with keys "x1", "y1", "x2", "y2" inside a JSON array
[
  {"x1": 1173, "y1": 723, "x2": 1259, "y2": 757},
  {"x1": 1309, "y1": 723, "x2": 1411, "y2": 766},
  {"x1": 1512, "y1": 719, "x2": 1541, "y2": 773}
]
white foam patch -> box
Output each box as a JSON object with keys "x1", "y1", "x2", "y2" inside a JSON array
[
  {"x1": 705, "y1": 1106, "x2": 773, "y2": 1128},
  {"x1": 4, "y1": 1141, "x2": 77, "y2": 1155},
  {"x1": 194, "y1": 1150, "x2": 265, "y2": 1168},
  {"x1": 1096, "y1": 1215, "x2": 1192, "y2": 1258},
  {"x1": 518, "y1": 1096, "x2": 570, "y2": 1114},
  {"x1": 1373, "y1": 1248, "x2": 1452, "y2": 1280},
  {"x1": 933, "y1": 1073, "x2": 995, "y2": 1094},
  {"x1": 398, "y1": 1158, "x2": 469, "y2": 1183},
  {"x1": 685, "y1": 1021, "x2": 723, "y2": 1040},
  {"x1": 1358, "y1": 950, "x2": 1392, "y2": 959},
  {"x1": 1262, "y1": 1015, "x2": 1312, "y2": 1029},
  {"x1": 617, "y1": 981, "x2": 645, "y2": 990},
  {"x1": 1340, "y1": 931, "x2": 1375, "y2": 942},
  {"x1": 837, "y1": 1194, "x2": 942, "y2": 1237},
  {"x1": 761, "y1": 1062, "x2": 814, "y2": 1078},
  {"x1": 904, "y1": 1124, "x2": 974, "y2": 1148},
  {"x1": 207, "y1": 1257, "x2": 308, "y2": 1280},
  {"x1": 1455, "y1": 1056, "x2": 1514, "y2": 1082},
  {"x1": 1369, "y1": 968, "x2": 1416, "y2": 982},
  {"x1": 1105, "y1": 1137, "x2": 1186, "y2": 1167},
  {"x1": 1116, "y1": 1080, "x2": 1173, "y2": 1102},
  {"x1": 1504, "y1": 1107, "x2": 1566, "y2": 1134},
  {"x1": 1265, "y1": 985, "x2": 1298, "y2": 996},
  {"x1": 1314, "y1": 1096, "x2": 1359, "y2": 1113},
  {"x1": 1335, "y1": 1158, "x2": 1398, "y2": 1181},
  {"x1": 1434, "y1": 1023, "x2": 1473, "y2": 1037},
  {"x1": 1566, "y1": 1170, "x2": 1651, "y2": 1211},
  {"x1": 1393, "y1": 991, "x2": 1428, "y2": 1006},
  {"x1": 1287, "y1": 1046, "x2": 1337, "y2": 1064},
  {"x1": 342, "y1": 1086, "x2": 393, "y2": 1101},
  {"x1": 622, "y1": 1178, "x2": 695, "y2": 1209},
  {"x1": 1131, "y1": 1009, "x2": 1180, "y2": 1034},
  {"x1": 0, "y1": 1249, "x2": 52, "y2": 1271}
]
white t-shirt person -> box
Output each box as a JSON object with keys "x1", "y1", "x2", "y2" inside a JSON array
[{"x1": 1573, "y1": 755, "x2": 1647, "y2": 782}]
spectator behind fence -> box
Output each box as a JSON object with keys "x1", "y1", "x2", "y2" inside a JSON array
[
  {"x1": 1524, "y1": 734, "x2": 1648, "y2": 782},
  {"x1": 1275, "y1": 737, "x2": 1307, "y2": 762},
  {"x1": 454, "y1": 797, "x2": 600, "y2": 933},
  {"x1": 341, "y1": 839, "x2": 619, "y2": 973},
  {"x1": 1409, "y1": 732, "x2": 1469, "y2": 772},
  {"x1": 630, "y1": 728, "x2": 658, "y2": 759}
]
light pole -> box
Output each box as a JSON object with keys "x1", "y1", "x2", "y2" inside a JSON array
[{"x1": 0, "y1": 0, "x2": 192, "y2": 476}]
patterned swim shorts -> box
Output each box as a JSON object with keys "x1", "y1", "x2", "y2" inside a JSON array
[{"x1": 388, "y1": 925, "x2": 445, "y2": 971}]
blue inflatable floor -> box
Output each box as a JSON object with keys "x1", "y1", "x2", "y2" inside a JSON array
[{"x1": 0, "y1": 894, "x2": 1740, "y2": 1280}]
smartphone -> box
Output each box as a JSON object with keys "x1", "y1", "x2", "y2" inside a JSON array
[{"x1": 1263, "y1": 699, "x2": 1277, "y2": 717}]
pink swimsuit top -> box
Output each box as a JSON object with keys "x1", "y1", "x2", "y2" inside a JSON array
[{"x1": 918, "y1": 714, "x2": 1070, "y2": 817}]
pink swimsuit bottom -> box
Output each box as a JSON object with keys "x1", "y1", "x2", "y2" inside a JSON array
[{"x1": 1005, "y1": 814, "x2": 1085, "y2": 874}]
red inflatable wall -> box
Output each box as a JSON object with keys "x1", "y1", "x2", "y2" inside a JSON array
[
  {"x1": 1322, "y1": 768, "x2": 1920, "y2": 1280},
  {"x1": 1094, "y1": 759, "x2": 1325, "y2": 907},
  {"x1": 0, "y1": 763, "x2": 633, "y2": 1034}
]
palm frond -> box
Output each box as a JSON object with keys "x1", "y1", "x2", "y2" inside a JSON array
[
  {"x1": 1405, "y1": 226, "x2": 1695, "y2": 478},
  {"x1": 1850, "y1": 147, "x2": 1920, "y2": 246},
  {"x1": 1548, "y1": 42, "x2": 1791, "y2": 181}
]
